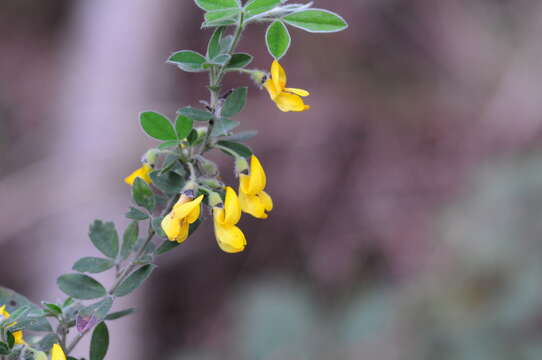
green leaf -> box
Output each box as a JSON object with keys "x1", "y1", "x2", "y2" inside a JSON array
[
  {"x1": 0, "y1": 342, "x2": 9, "y2": 355},
  {"x1": 139, "y1": 111, "x2": 176, "y2": 141},
  {"x1": 222, "y1": 87, "x2": 247, "y2": 117},
  {"x1": 187, "y1": 129, "x2": 199, "y2": 145},
  {"x1": 149, "y1": 170, "x2": 185, "y2": 196},
  {"x1": 211, "y1": 118, "x2": 240, "y2": 136},
  {"x1": 121, "y1": 221, "x2": 139, "y2": 260},
  {"x1": 126, "y1": 207, "x2": 148, "y2": 221},
  {"x1": 226, "y1": 53, "x2": 253, "y2": 69},
  {"x1": 35, "y1": 334, "x2": 59, "y2": 352},
  {"x1": 41, "y1": 303, "x2": 62, "y2": 316},
  {"x1": 81, "y1": 297, "x2": 113, "y2": 321},
  {"x1": 195, "y1": 0, "x2": 239, "y2": 11},
  {"x1": 283, "y1": 9, "x2": 348, "y2": 33},
  {"x1": 155, "y1": 219, "x2": 202, "y2": 255},
  {"x1": 178, "y1": 106, "x2": 213, "y2": 122},
  {"x1": 203, "y1": 18, "x2": 238, "y2": 28},
  {"x1": 132, "y1": 177, "x2": 155, "y2": 212},
  {"x1": 73, "y1": 257, "x2": 114, "y2": 274},
  {"x1": 6, "y1": 331, "x2": 14, "y2": 349},
  {"x1": 167, "y1": 50, "x2": 208, "y2": 72},
  {"x1": 158, "y1": 140, "x2": 180, "y2": 150},
  {"x1": 266, "y1": 21, "x2": 290, "y2": 59},
  {"x1": 89, "y1": 220, "x2": 119, "y2": 259},
  {"x1": 245, "y1": 0, "x2": 280, "y2": 18},
  {"x1": 220, "y1": 130, "x2": 258, "y2": 142},
  {"x1": 90, "y1": 322, "x2": 109, "y2": 360},
  {"x1": 217, "y1": 140, "x2": 253, "y2": 158},
  {"x1": 204, "y1": 8, "x2": 239, "y2": 24},
  {"x1": 175, "y1": 115, "x2": 193, "y2": 139},
  {"x1": 151, "y1": 216, "x2": 167, "y2": 238},
  {"x1": 209, "y1": 53, "x2": 231, "y2": 65},
  {"x1": 57, "y1": 274, "x2": 106, "y2": 300},
  {"x1": 113, "y1": 265, "x2": 156, "y2": 297},
  {"x1": 104, "y1": 308, "x2": 135, "y2": 321},
  {"x1": 207, "y1": 27, "x2": 225, "y2": 59}
]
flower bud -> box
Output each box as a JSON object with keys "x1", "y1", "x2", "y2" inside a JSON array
[
  {"x1": 141, "y1": 148, "x2": 160, "y2": 168},
  {"x1": 207, "y1": 191, "x2": 224, "y2": 208},
  {"x1": 250, "y1": 70, "x2": 268, "y2": 88},
  {"x1": 199, "y1": 177, "x2": 224, "y2": 189},
  {"x1": 196, "y1": 155, "x2": 219, "y2": 176},
  {"x1": 235, "y1": 157, "x2": 249, "y2": 176}
]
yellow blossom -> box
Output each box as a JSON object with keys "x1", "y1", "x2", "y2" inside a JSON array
[
  {"x1": 213, "y1": 187, "x2": 247, "y2": 253},
  {"x1": 161, "y1": 194, "x2": 204, "y2": 243},
  {"x1": 0, "y1": 305, "x2": 25, "y2": 345},
  {"x1": 51, "y1": 344, "x2": 66, "y2": 360},
  {"x1": 124, "y1": 163, "x2": 152, "y2": 186},
  {"x1": 263, "y1": 60, "x2": 310, "y2": 112},
  {"x1": 239, "y1": 155, "x2": 273, "y2": 219}
]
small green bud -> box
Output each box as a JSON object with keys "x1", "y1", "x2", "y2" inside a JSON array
[
  {"x1": 196, "y1": 155, "x2": 219, "y2": 176},
  {"x1": 182, "y1": 181, "x2": 198, "y2": 195},
  {"x1": 208, "y1": 191, "x2": 224, "y2": 208},
  {"x1": 199, "y1": 177, "x2": 224, "y2": 189},
  {"x1": 235, "y1": 157, "x2": 249, "y2": 175},
  {"x1": 250, "y1": 70, "x2": 268, "y2": 88},
  {"x1": 142, "y1": 148, "x2": 160, "y2": 167}
]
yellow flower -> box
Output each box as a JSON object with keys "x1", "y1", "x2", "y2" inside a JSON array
[
  {"x1": 263, "y1": 60, "x2": 310, "y2": 112},
  {"x1": 51, "y1": 344, "x2": 66, "y2": 360},
  {"x1": 124, "y1": 163, "x2": 152, "y2": 185},
  {"x1": 161, "y1": 194, "x2": 204, "y2": 243},
  {"x1": 0, "y1": 305, "x2": 25, "y2": 345},
  {"x1": 213, "y1": 187, "x2": 247, "y2": 253},
  {"x1": 239, "y1": 155, "x2": 273, "y2": 219}
]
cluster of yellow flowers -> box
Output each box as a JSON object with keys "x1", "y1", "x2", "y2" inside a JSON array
[
  {"x1": 165, "y1": 155, "x2": 272, "y2": 253},
  {"x1": 0, "y1": 306, "x2": 66, "y2": 360},
  {"x1": 123, "y1": 60, "x2": 307, "y2": 252}
]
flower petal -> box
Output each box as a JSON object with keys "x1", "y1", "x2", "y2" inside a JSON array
[
  {"x1": 13, "y1": 330, "x2": 25, "y2": 345},
  {"x1": 124, "y1": 164, "x2": 152, "y2": 185},
  {"x1": 51, "y1": 344, "x2": 67, "y2": 360},
  {"x1": 274, "y1": 92, "x2": 308, "y2": 112},
  {"x1": 214, "y1": 222, "x2": 247, "y2": 253},
  {"x1": 263, "y1": 79, "x2": 280, "y2": 100},
  {"x1": 239, "y1": 191, "x2": 268, "y2": 219},
  {"x1": 285, "y1": 88, "x2": 309, "y2": 97},
  {"x1": 174, "y1": 195, "x2": 204, "y2": 221},
  {"x1": 271, "y1": 60, "x2": 287, "y2": 91},
  {"x1": 175, "y1": 220, "x2": 190, "y2": 243},
  {"x1": 161, "y1": 214, "x2": 180, "y2": 242},
  {"x1": 261, "y1": 191, "x2": 273, "y2": 212},
  {"x1": 248, "y1": 155, "x2": 266, "y2": 195},
  {"x1": 223, "y1": 187, "x2": 241, "y2": 225}
]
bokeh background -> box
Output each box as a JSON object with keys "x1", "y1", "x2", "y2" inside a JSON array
[{"x1": 3, "y1": 0, "x2": 542, "y2": 359}]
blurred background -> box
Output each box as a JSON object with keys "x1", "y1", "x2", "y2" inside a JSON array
[{"x1": 3, "y1": 0, "x2": 542, "y2": 359}]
